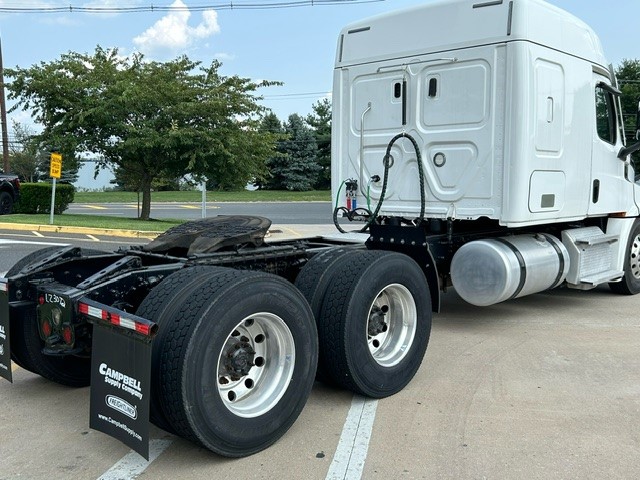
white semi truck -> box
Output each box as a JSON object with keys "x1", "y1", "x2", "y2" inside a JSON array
[{"x1": 1, "y1": 0, "x2": 640, "y2": 459}]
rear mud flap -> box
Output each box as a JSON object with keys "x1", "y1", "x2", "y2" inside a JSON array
[
  {"x1": 85, "y1": 301, "x2": 156, "y2": 460},
  {"x1": 0, "y1": 279, "x2": 12, "y2": 383}
]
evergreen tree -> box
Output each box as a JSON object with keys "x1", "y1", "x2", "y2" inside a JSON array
[
  {"x1": 277, "y1": 114, "x2": 320, "y2": 191},
  {"x1": 256, "y1": 112, "x2": 287, "y2": 190},
  {"x1": 306, "y1": 98, "x2": 332, "y2": 189}
]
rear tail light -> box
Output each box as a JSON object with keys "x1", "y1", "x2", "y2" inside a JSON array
[
  {"x1": 42, "y1": 319, "x2": 52, "y2": 338},
  {"x1": 62, "y1": 326, "x2": 73, "y2": 345}
]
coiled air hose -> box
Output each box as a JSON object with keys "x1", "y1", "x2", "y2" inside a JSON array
[{"x1": 333, "y1": 132, "x2": 426, "y2": 233}]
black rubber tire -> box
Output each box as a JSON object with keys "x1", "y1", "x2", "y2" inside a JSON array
[
  {"x1": 317, "y1": 250, "x2": 431, "y2": 398},
  {"x1": 294, "y1": 246, "x2": 358, "y2": 381},
  {"x1": 154, "y1": 269, "x2": 318, "y2": 457},
  {"x1": 135, "y1": 266, "x2": 232, "y2": 433},
  {"x1": 295, "y1": 247, "x2": 359, "y2": 317},
  {"x1": 610, "y1": 219, "x2": 640, "y2": 295},
  {"x1": 0, "y1": 191, "x2": 13, "y2": 215},
  {"x1": 7, "y1": 247, "x2": 103, "y2": 386}
]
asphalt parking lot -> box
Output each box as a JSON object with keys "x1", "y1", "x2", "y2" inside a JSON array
[{"x1": 0, "y1": 229, "x2": 639, "y2": 479}]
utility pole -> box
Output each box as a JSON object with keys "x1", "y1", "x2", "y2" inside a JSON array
[{"x1": 0, "y1": 36, "x2": 9, "y2": 173}]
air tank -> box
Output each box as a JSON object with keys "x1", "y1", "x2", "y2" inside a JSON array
[{"x1": 450, "y1": 234, "x2": 569, "y2": 307}]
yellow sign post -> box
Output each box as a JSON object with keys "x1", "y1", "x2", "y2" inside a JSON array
[{"x1": 49, "y1": 153, "x2": 62, "y2": 224}]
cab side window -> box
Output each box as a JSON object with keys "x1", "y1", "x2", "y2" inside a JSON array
[{"x1": 595, "y1": 86, "x2": 617, "y2": 144}]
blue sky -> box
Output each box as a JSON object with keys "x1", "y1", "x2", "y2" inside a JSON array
[{"x1": 1, "y1": 0, "x2": 639, "y2": 187}]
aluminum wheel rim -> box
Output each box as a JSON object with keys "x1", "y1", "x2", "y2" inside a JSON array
[
  {"x1": 631, "y1": 234, "x2": 640, "y2": 279},
  {"x1": 216, "y1": 313, "x2": 295, "y2": 418},
  {"x1": 366, "y1": 283, "x2": 417, "y2": 367}
]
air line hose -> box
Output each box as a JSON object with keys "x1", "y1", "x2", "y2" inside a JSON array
[{"x1": 333, "y1": 132, "x2": 426, "y2": 233}]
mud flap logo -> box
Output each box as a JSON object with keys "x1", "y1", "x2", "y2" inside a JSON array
[
  {"x1": 106, "y1": 395, "x2": 138, "y2": 420},
  {"x1": 90, "y1": 324, "x2": 151, "y2": 459}
]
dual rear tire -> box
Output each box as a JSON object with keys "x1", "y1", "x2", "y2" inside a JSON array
[
  {"x1": 296, "y1": 249, "x2": 432, "y2": 398},
  {"x1": 143, "y1": 249, "x2": 431, "y2": 456},
  {"x1": 137, "y1": 267, "x2": 318, "y2": 457}
]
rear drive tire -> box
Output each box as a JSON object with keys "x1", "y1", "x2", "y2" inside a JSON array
[
  {"x1": 136, "y1": 266, "x2": 232, "y2": 433},
  {"x1": 154, "y1": 269, "x2": 318, "y2": 457},
  {"x1": 610, "y1": 219, "x2": 640, "y2": 295},
  {"x1": 294, "y1": 246, "x2": 358, "y2": 382},
  {"x1": 317, "y1": 250, "x2": 431, "y2": 398},
  {"x1": 7, "y1": 246, "x2": 100, "y2": 385}
]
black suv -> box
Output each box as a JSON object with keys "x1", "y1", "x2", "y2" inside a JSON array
[{"x1": 0, "y1": 173, "x2": 20, "y2": 214}]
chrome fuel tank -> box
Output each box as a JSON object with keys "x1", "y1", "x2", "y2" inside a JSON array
[{"x1": 450, "y1": 234, "x2": 569, "y2": 306}]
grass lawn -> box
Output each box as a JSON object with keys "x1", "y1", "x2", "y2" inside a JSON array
[
  {"x1": 74, "y1": 190, "x2": 332, "y2": 204},
  {"x1": 0, "y1": 214, "x2": 183, "y2": 232}
]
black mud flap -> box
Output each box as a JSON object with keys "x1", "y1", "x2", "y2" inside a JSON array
[
  {"x1": 0, "y1": 279, "x2": 12, "y2": 383},
  {"x1": 84, "y1": 299, "x2": 157, "y2": 460}
]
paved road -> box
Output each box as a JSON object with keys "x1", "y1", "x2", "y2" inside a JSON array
[
  {"x1": 67, "y1": 201, "x2": 335, "y2": 225},
  {"x1": 1, "y1": 232, "x2": 640, "y2": 479}
]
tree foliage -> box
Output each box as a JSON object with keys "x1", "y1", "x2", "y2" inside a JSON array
[
  {"x1": 616, "y1": 59, "x2": 640, "y2": 169},
  {"x1": 256, "y1": 112, "x2": 287, "y2": 190},
  {"x1": 8, "y1": 122, "x2": 42, "y2": 182},
  {"x1": 8, "y1": 122, "x2": 79, "y2": 183},
  {"x1": 306, "y1": 98, "x2": 332, "y2": 189},
  {"x1": 261, "y1": 113, "x2": 320, "y2": 191},
  {"x1": 6, "y1": 47, "x2": 278, "y2": 219}
]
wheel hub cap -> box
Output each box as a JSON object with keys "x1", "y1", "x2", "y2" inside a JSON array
[
  {"x1": 223, "y1": 340, "x2": 256, "y2": 380},
  {"x1": 366, "y1": 284, "x2": 417, "y2": 368}
]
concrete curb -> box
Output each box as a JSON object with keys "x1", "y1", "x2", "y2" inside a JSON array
[{"x1": 0, "y1": 222, "x2": 160, "y2": 239}]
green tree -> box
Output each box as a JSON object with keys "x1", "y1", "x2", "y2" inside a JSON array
[
  {"x1": 277, "y1": 114, "x2": 320, "y2": 191},
  {"x1": 616, "y1": 59, "x2": 640, "y2": 169},
  {"x1": 9, "y1": 122, "x2": 42, "y2": 182},
  {"x1": 306, "y1": 98, "x2": 332, "y2": 189},
  {"x1": 7, "y1": 47, "x2": 277, "y2": 219},
  {"x1": 8, "y1": 122, "x2": 79, "y2": 183},
  {"x1": 256, "y1": 112, "x2": 286, "y2": 190}
]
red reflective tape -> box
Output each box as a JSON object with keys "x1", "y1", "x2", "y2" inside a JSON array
[
  {"x1": 77, "y1": 301, "x2": 152, "y2": 337},
  {"x1": 135, "y1": 323, "x2": 151, "y2": 336}
]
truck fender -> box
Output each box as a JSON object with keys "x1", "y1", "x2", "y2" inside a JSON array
[{"x1": 606, "y1": 217, "x2": 638, "y2": 272}]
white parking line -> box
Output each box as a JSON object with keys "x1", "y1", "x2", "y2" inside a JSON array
[
  {"x1": 97, "y1": 439, "x2": 172, "y2": 480},
  {"x1": 326, "y1": 396, "x2": 378, "y2": 480},
  {"x1": 0, "y1": 239, "x2": 68, "y2": 246},
  {"x1": 86, "y1": 234, "x2": 100, "y2": 242}
]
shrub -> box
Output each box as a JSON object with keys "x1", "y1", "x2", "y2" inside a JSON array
[{"x1": 15, "y1": 182, "x2": 75, "y2": 214}]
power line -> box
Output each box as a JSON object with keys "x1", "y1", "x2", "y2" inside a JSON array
[{"x1": 0, "y1": 0, "x2": 385, "y2": 14}]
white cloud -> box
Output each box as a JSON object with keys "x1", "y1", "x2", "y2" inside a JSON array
[
  {"x1": 132, "y1": 0, "x2": 220, "y2": 55},
  {"x1": 214, "y1": 52, "x2": 236, "y2": 62}
]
